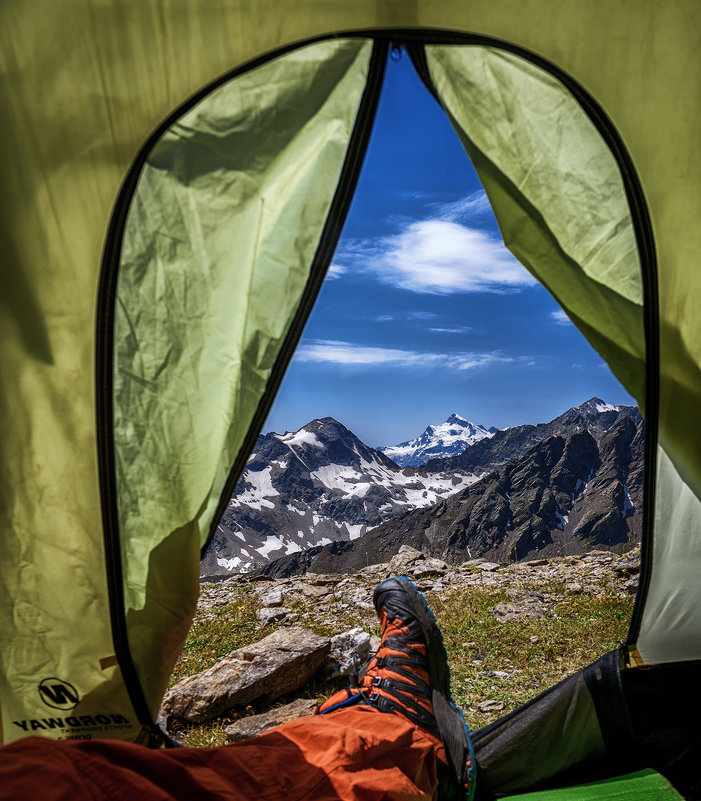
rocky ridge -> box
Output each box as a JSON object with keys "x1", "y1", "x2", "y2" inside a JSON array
[{"x1": 165, "y1": 547, "x2": 640, "y2": 743}]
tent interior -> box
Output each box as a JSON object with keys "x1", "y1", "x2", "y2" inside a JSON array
[{"x1": 1, "y1": 4, "x2": 699, "y2": 798}]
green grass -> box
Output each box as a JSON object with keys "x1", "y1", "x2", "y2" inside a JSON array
[
  {"x1": 432, "y1": 587, "x2": 632, "y2": 729},
  {"x1": 170, "y1": 579, "x2": 633, "y2": 747},
  {"x1": 168, "y1": 590, "x2": 262, "y2": 686}
]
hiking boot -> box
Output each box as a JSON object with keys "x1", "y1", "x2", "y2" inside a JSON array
[{"x1": 318, "y1": 576, "x2": 475, "y2": 798}]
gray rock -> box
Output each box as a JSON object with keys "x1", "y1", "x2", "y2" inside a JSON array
[
  {"x1": 300, "y1": 585, "x2": 331, "y2": 598},
  {"x1": 309, "y1": 575, "x2": 340, "y2": 586},
  {"x1": 261, "y1": 590, "x2": 284, "y2": 607},
  {"x1": 476, "y1": 561, "x2": 503, "y2": 572},
  {"x1": 322, "y1": 627, "x2": 372, "y2": 680},
  {"x1": 477, "y1": 700, "x2": 505, "y2": 713},
  {"x1": 161, "y1": 627, "x2": 330, "y2": 724},
  {"x1": 224, "y1": 698, "x2": 317, "y2": 741},
  {"x1": 388, "y1": 546, "x2": 423, "y2": 573},
  {"x1": 256, "y1": 606, "x2": 291, "y2": 625},
  {"x1": 615, "y1": 559, "x2": 641, "y2": 576},
  {"x1": 411, "y1": 557, "x2": 448, "y2": 577}
]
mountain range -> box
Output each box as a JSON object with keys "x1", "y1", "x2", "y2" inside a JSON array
[{"x1": 201, "y1": 399, "x2": 642, "y2": 580}]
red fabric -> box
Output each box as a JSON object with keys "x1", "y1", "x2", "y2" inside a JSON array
[{"x1": 0, "y1": 706, "x2": 443, "y2": 801}]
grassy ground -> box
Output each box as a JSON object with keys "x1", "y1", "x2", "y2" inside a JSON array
[{"x1": 170, "y1": 580, "x2": 633, "y2": 747}]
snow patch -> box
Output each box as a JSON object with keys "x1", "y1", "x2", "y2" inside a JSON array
[
  {"x1": 345, "y1": 523, "x2": 364, "y2": 540},
  {"x1": 235, "y1": 467, "x2": 279, "y2": 510},
  {"x1": 595, "y1": 402, "x2": 619, "y2": 413},
  {"x1": 256, "y1": 535, "x2": 285, "y2": 559},
  {"x1": 217, "y1": 556, "x2": 241, "y2": 571},
  {"x1": 280, "y1": 429, "x2": 323, "y2": 449},
  {"x1": 622, "y1": 483, "x2": 634, "y2": 517},
  {"x1": 285, "y1": 540, "x2": 302, "y2": 555}
]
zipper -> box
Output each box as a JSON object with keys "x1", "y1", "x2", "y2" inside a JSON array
[
  {"x1": 405, "y1": 36, "x2": 657, "y2": 648},
  {"x1": 204, "y1": 40, "x2": 389, "y2": 551}
]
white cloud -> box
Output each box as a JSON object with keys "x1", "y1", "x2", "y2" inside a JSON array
[
  {"x1": 340, "y1": 219, "x2": 535, "y2": 295},
  {"x1": 294, "y1": 339, "x2": 516, "y2": 371},
  {"x1": 551, "y1": 309, "x2": 572, "y2": 325},
  {"x1": 326, "y1": 263, "x2": 346, "y2": 279}
]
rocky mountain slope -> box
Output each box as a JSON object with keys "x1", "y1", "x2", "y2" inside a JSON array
[
  {"x1": 379, "y1": 413, "x2": 496, "y2": 467},
  {"x1": 261, "y1": 411, "x2": 643, "y2": 577},
  {"x1": 201, "y1": 418, "x2": 480, "y2": 579}
]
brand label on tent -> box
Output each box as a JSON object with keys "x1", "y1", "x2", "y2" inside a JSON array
[
  {"x1": 8, "y1": 677, "x2": 134, "y2": 740},
  {"x1": 11, "y1": 712, "x2": 132, "y2": 739}
]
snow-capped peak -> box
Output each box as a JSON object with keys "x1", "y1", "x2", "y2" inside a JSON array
[{"x1": 379, "y1": 414, "x2": 495, "y2": 467}]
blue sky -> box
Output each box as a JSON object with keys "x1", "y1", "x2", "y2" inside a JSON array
[{"x1": 264, "y1": 52, "x2": 635, "y2": 449}]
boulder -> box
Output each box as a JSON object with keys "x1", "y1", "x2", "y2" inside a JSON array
[
  {"x1": 224, "y1": 698, "x2": 317, "y2": 741},
  {"x1": 161, "y1": 627, "x2": 330, "y2": 724},
  {"x1": 261, "y1": 590, "x2": 284, "y2": 607},
  {"x1": 321, "y1": 627, "x2": 372, "y2": 680},
  {"x1": 476, "y1": 561, "x2": 503, "y2": 572}
]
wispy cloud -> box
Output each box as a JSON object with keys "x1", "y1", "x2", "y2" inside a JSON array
[
  {"x1": 336, "y1": 219, "x2": 534, "y2": 295},
  {"x1": 294, "y1": 339, "x2": 518, "y2": 371},
  {"x1": 551, "y1": 309, "x2": 572, "y2": 325},
  {"x1": 429, "y1": 326, "x2": 472, "y2": 334},
  {"x1": 431, "y1": 190, "x2": 493, "y2": 223},
  {"x1": 372, "y1": 311, "x2": 437, "y2": 323}
]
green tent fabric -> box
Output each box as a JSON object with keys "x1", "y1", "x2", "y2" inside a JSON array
[
  {"x1": 0, "y1": 2, "x2": 699, "y2": 788},
  {"x1": 499, "y1": 769, "x2": 684, "y2": 801},
  {"x1": 113, "y1": 36, "x2": 375, "y2": 718}
]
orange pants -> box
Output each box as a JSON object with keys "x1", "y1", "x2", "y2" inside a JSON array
[{"x1": 0, "y1": 706, "x2": 444, "y2": 801}]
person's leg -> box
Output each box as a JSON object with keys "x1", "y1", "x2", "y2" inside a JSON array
[
  {"x1": 0, "y1": 706, "x2": 441, "y2": 801},
  {"x1": 319, "y1": 576, "x2": 475, "y2": 799}
]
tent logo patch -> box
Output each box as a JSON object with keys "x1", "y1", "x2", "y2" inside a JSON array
[{"x1": 38, "y1": 677, "x2": 80, "y2": 710}]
